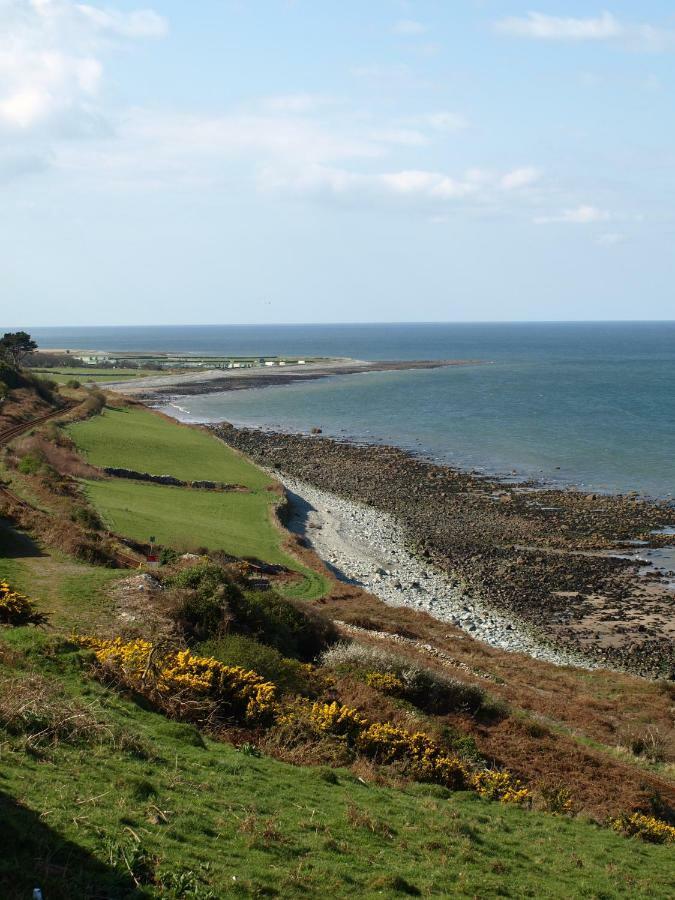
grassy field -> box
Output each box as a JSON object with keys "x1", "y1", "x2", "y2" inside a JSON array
[
  {"x1": 82, "y1": 478, "x2": 288, "y2": 562},
  {"x1": 32, "y1": 368, "x2": 151, "y2": 384},
  {"x1": 2, "y1": 628, "x2": 673, "y2": 900},
  {"x1": 69, "y1": 406, "x2": 272, "y2": 488},
  {"x1": 69, "y1": 406, "x2": 328, "y2": 598}
]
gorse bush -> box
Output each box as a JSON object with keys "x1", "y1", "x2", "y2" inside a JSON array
[
  {"x1": 0, "y1": 582, "x2": 45, "y2": 626},
  {"x1": 322, "y1": 641, "x2": 485, "y2": 714},
  {"x1": 80, "y1": 636, "x2": 277, "y2": 725},
  {"x1": 610, "y1": 813, "x2": 675, "y2": 845}
]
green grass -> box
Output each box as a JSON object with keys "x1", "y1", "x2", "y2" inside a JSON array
[
  {"x1": 68, "y1": 406, "x2": 329, "y2": 598},
  {"x1": 0, "y1": 522, "x2": 127, "y2": 631},
  {"x1": 32, "y1": 368, "x2": 151, "y2": 384},
  {"x1": 69, "y1": 406, "x2": 272, "y2": 488},
  {"x1": 82, "y1": 478, "x2": 288, "y2": 562},
  {"x1": 1, "y1": 629, "x2": 673, "y2": 900}
]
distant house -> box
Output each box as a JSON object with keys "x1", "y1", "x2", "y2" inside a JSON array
[
  {"x1": 298, "y1": 360, "x2": 306, "y2": 365},
  {"x1": 264, "y1": 361, "x2": 276, "y2": 367}
]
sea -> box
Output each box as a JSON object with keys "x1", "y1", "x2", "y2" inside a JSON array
[{"x1": 26, "y1": 322, "x2": 675, "y2": 500}]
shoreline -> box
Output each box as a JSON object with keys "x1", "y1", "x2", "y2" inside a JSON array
[
  {"x1": 279, "y1": 473, "x2": 596, "y2": 669},
  {"x1": 211, "y1": 422, "x2": 675, "y2": 678},
  {"x1": 102, "y1": 357, "x2": 482, "y2": 401}
]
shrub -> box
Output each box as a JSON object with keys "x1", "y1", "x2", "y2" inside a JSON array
[
  {"x1": 0, "y1": 581, "x2": 45, "y2": 626},
  {"x1": 165, "y1": 564, "x2": 336, "y2": 657},
  {"x1": 80, "y1": 636, "x2": 277, "y2": 724},
  {"x1": 540, "y1": 783, "x2": 574, "y2": 815},
  {"x1": 165, "y1": 563, "x2": 240, "y2": 639},
  {"x1": 70, "y1": 505, "x2": 103, "y2": 530},
  {"x1": 322, "y1": 642, "x2": 485, "y2": 714},
  {"x1": 198, "y1": 634, "x2": 319, "y2": 697},
  {"x1": 365, "y1": 671, "x2": 405, "y2": 696},
  {"x1": 470, "y1": 770, "x2": 530, "y2": 805},
  {"x1": 18, "y1": 452, "x2": 43, "y2": 475},
  {"x1": 610, "y1": 813, "x2": 675, "y2": 844},
  {"x1": 65, "y1": 379, "x2": 81, "y2": 388},
  {"x1": 229, "y1": 590, "x2": 337, "y2": 661}
]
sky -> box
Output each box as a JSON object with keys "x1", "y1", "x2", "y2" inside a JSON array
[{"x1": 2, "y1": 1, "x2": 675, "y2": 326}]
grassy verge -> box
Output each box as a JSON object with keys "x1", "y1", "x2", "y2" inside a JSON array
[{"x1": 1, "y1": 628, "x2": 673, "y2": 900}]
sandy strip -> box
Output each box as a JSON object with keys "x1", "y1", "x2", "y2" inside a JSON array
[{"x1": 279, "y1": 473, "x2": 596, "y2": 669}]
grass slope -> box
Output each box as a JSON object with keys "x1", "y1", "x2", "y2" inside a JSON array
[
  {"x1": 2, "y1": 628, "x2": 673, "y2": 900},
  {"x1": 69, "y1": 406, "x2": 271, "y2": 488},
  {"x1": 68, "y1": 406, "x2": 327, "y2": 598}
]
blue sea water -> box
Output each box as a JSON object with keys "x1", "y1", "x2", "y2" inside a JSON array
[{"x1": 25, "y1": 322, "x2": 675, "y2": 498}]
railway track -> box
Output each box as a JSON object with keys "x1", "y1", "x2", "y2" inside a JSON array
[{"x1": 0, "y1": 401, "x2": 139, "y2": 569}]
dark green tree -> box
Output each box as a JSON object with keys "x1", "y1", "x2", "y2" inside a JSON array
[{"x1": 0, "y1": 331, "x2": 38, "y2": 368}]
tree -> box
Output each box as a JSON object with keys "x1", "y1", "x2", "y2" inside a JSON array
[{"x1": 0, "y1": 331, "x2": 38, "y2": 368}]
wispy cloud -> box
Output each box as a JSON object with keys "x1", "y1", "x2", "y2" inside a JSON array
[
  {"x1": 494, "y1": 11, "x2": 675, "y2": 52},
  {"x1": 534, "y1": 205, "x2": 611, "y2": 225},
  {"x1": 393, "y1": 19, "x2": 427, "y2": 36},
  {"x1": 495, "y1": 12, "x2": 621, "y2": 41}
]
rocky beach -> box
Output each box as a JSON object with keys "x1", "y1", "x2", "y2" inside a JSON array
[{"x1": 213, "y1": 423, "x2": 675, "y2": 678}]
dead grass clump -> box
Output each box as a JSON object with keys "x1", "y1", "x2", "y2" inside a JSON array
[
  {"x1": 346, "y1": 803, "x2": 395, "y2": 839},
  {"x1": 621, "y1": 726, "x2": 666, "y2": 763},
  {"x1": 0, "y1": 673, "x2": 108, "y2": 752},
  {"x1": 0, "y1": 672, "x2": 153, "y2": 758},
  {"x1": 321, "y1": 641, "x2": 485, "y2": 715}
]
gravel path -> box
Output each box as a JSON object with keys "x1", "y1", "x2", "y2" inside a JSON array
[{"x1": 279, "y1": 473, "x2": 596, "y2": 669}]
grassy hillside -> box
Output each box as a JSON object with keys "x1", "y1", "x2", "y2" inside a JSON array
[
  {"x1": 68, "y1": 405, "x2": 327, "y2": 599},
  {"x1": 69, "y1": 406, "x2": 272, "y2": 488},
  {"x1": 2, "y1": 627, "x2": 673, "y2": 900},
  {"x1": 82, "y1": 478, "x2": 291, "y2": 563}
]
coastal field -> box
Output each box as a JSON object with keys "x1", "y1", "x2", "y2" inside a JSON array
[
  {"x1": 32, "y1": 367, "x2": 151, "y2": 384},
  {"x1": 68, "y1": 405, "x2": 328, "y2": 598}
]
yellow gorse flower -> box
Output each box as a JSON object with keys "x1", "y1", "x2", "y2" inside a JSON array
[
  {"x1": 365, "y1": 672, "x2": 405, "y2": 695},
  {"x1": 0, "y1": 580, "x2": 43, "y2": 626},
  {"x1": 79, "y1": 636, "x2": 277, "y2": 723},
  {"x1": 610, "y1": 813, "x2": 675, "y2": 844}
]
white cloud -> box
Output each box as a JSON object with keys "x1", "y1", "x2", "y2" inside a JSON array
[
  {"x1": 259, "y1": 163, "x2": 542, "y2": 211},
  {"x1": 75, "y1": 5, "x2": 168, "y2": 39},
  {"x1": 420, "y1": 111, "x2": 468, "y2": 132},
  {"x1": 0, "y1": 0, "x2": 166, "y2": 135},
  {"x1": 534, "y1": 205, "x2": 611, "y2": 225},
  {"x1": 494, "y1": 11, "x2": 675, "y2": 51},
  {"x1": 500, "y1": 167, "x2": 541, "y2": 190},
  {"x1": 496, "y1": 12, "x2": 621, "y2": 41},
  {"x1": 393, "y1": 19, "x2": 427, "y2": 36},
  {"x1": 260, "y1": 93, "x2": 332, "y2": 114}
]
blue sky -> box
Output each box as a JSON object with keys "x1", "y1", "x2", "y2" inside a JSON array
[{"x1": 2, "y1": 1, "x2": 675, "y2": 325}]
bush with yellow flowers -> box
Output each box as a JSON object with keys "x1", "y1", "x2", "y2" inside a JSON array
[
  {"x1": 365, "y1": 671, "x2": 405, "y2": 696},
  {"x1": 80, "y1": 636, "x2": 277, "y2": 724},
  {"x1": 0, "y1": 581, "x2": 45, "y2": 626},
  {"x1": 470, "y1": 769, "x2": 530, "y2": 805},
  {"x1": 610, "y1": 812, "x2": 675, "y2": 845},
  {"x1": 308, "y1": 701, "x2": 367, "y2": 740}
]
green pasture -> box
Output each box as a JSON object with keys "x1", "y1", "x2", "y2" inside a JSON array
[
  {"x1": 69, "y1": 405, "x2": 271, "y2": 488},
  {"x1": 69, "y1": 406, "x2": 328, "y2": 598},
  {"x1": 33, "y1": 368, "x2": 149, "y2": 384}
]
